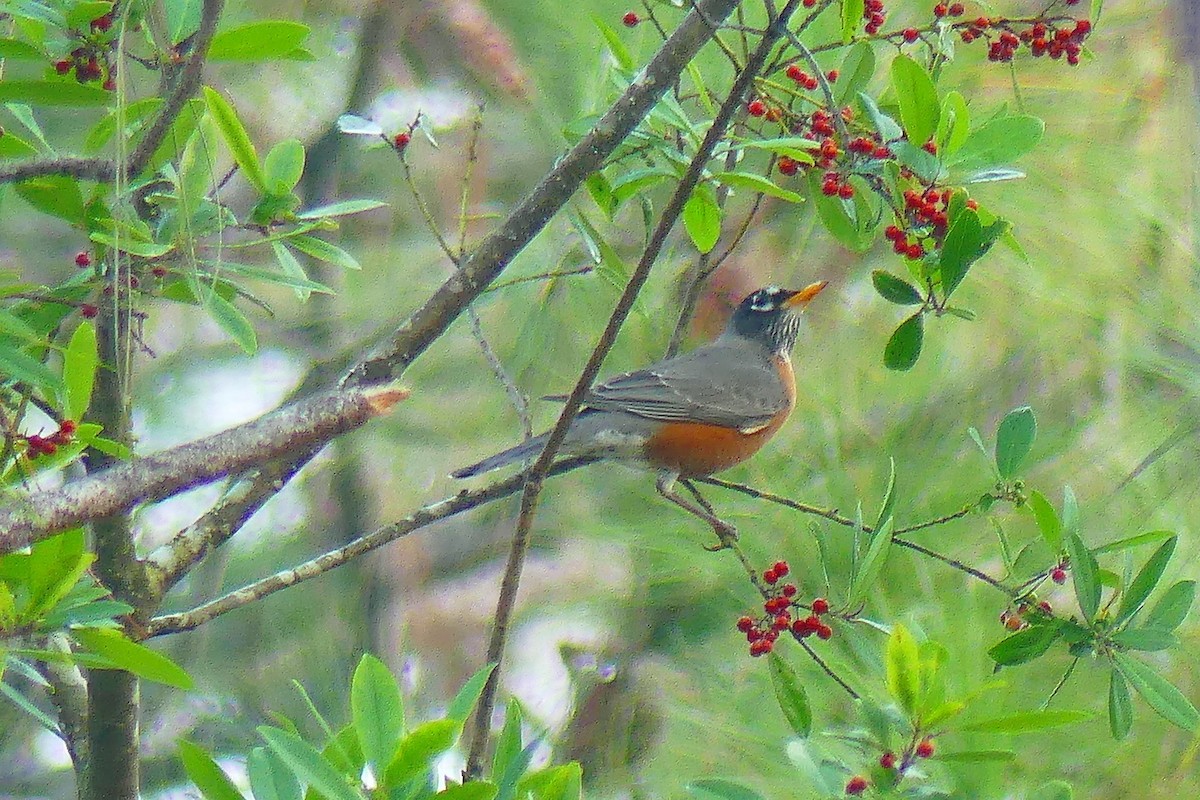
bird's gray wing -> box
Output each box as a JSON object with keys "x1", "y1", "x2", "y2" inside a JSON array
[{"x1": 582, "y1": 347, "x2": 789, "y2": 430}]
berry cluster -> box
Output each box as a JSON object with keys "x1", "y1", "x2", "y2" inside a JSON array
[
  {"x1": 883, "y1": 188, "x2": 979, "y2": 262},
  {"x1": 736, "y1": 561, "x2": 836, "y2": 657},
  {"x1": 53, "y1": 12, "x2": 118, "y2": 90},
  {"x1": 863, "y1": 0, "x2": 887, "y2": 35},
  {"x1": 932, "y1": 3, "x2": 966, "y2": 18},
  {"x1": 959, "y1": 16, "x2": 1092, "y2": 65},
  {"x1": 24, "y1": 420, "x2": 77, "y2": 458},
  {"x1": 784, "y1": 63, "x2": 835, "y2": 91},
  {"x1": 845, "y1": 738, "x2": 936, "y2": 795},
  {"x1": 1000, "y1": 599, "x2": 1053, "y2": 631}
]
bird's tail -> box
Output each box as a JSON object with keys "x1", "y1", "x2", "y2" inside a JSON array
[{"x1": 451, "y1": 433, "x2": 549, "y2": 478}]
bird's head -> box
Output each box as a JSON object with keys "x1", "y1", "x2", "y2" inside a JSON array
[{"x1": 725, "y1": 281, "x2": 828, "y2": 353}]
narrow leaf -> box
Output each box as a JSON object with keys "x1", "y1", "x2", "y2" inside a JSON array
[
  {"x1": 351, "y1": 653, "x2": 405, "y2": 771},
  {"x1": 72, "y1": 628, "x2": 194, "y2": 689},
  {"x1": 289, "y1": 235, "x2": 362, "y2": 270},
  {"x1": 447, "y1": 663, "x2": 497, "y2": 722},
  {"x1": 712, "y1": 171, "x2": 804, "y2": 203},
  {"x1": 871, "y1": 270, "x2": 922, "y2": 305},
  {"x1": 258, "y1": 726, "x2": 363, "y2": 800},
  {"x1": 203, "y1": 86, "x2": 267, "y2": 192},
  {"x1": 63, "y1": 321, "x2": 98, "y2": 420},
  {"x1": 688, "y1": 779, "x2": 766, "y2": 800},
  {"x1": 1108, "y1": 669, "x2": 1133, "y2": 740},
  {"x1": 939, "y1": 208, "x2": 983, "y2": 298},
  {"x1": 1114, "y1": 653, "x2": 1200, "y2": 732},
  {"x1": 988, "y1": 624, "x2": 1063, "y2": 666},
  {"x1": 890, "y1": 54, "x2": 940, "y2": 147},
  {"x1": 179, "y1": 740, "x2": 246, "y2": 800},
  {"x1": 208, "y1": 21, "x2": 311, "y2": 61},
  {"x1": 382, "y1": 718, "x2": 460, "y2": 788},
  {"x1": 1143, "y1": 580, "x2": 1195, "y2": 633},
  {"x1": 995, "y1": 406, "x2": 1036, "y2": 479},
  {"x1": 1027, "y1": 490, "x2": 1062, "y2": 552},
  {"x1": 248, "y1": 746, "x2": 302, "y2": 800},
  {"x1": 1110, "y1": 628, "x2": 1178, "y2": 652},
  {"x1": 768, "y1": 653, "x2": 812, "y2": 737},
  {"x1": 962, "y1": 709, "x2": 1091, "y2": 734},
  {"x1": 886, "y1": 624, "x2": 921, "y2": 718},
  {"x1": 682, "y1": 184, "x2": 721, "y2": 253},
  {"x1": 1115, "y1": 536, "x2": 1177, "y2": 625},
  {"x1": 1066, "y1": 532, "x2": 1100, "y2": 622},
  {"x1": 263, "y1": 139, "x2": 306, "y2": 194},
  {"x1": 841, "y1": 0, "x2": 865, "y2": 43},
  {"x1": 296, "y1": 199, "x2": 388, "y2": 219},
  {"x1": 0, "y1": 81, "x2": 110, "y2": 106}
]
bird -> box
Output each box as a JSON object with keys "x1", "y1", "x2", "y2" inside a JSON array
[{"x1": 453, "y1": 281, "x2": 828, "y2": 545}]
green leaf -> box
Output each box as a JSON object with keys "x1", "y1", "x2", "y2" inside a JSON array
[
  {"x1": 296, "y1": 199, "x2": 388, "y2": 219},
  {"x1": 1113, "y1": 652, "x2": 1199, "y2": 732},
  {"x1": 351, "y1": 653, "x2": 405, "y2": 771},
  {"x1": 995, "y1": 406, "x2": 1036, "y2": 480},
  {"x1": 383, "y1": 718, "x2": 460, "y2": 788},
  {"x1": 205, "y1": 260, "x2": 331, "y2": 295},
  {"x1": 988, "y1": 623, "x2": 1062, "y2": 666},
  {"x1": 519, "y1": 764, "x2": 582, "y2": 800},
  {"x1": 248, "y1": 746, "x2": 302, "y2": 800},
  {"x1": 0, "y1": 38, "x2": 44, "y2": 59},
  {"x1": 1110, "y1": 627, "x2": 1178, "y2": 652},
  {"x1": 62, "y1": 320, "x2": 97, "y2": 420},
  {"x1": 65, "y1": 2, "x2": 112, "y2": 30},
  {"x1": 200, "y1": 290, "x2": 257, "y2": 355},
  {"x1": 0, "y1": 343, "x2": 60, "y2": 390},
  {"x1": 269, "y1": 243, "x2": 314, "y2": 301},
  {"x1": 439, "y1": 783, "x2": 500, "y2": 800},
  {"x1": 1025, "y1": 490, "x2": 1062, "y2": 552},
  {"x1": 1109, "y1": 669, "x2": 1133, "y2": 740},
  {"x1": 835, "y1": 41, "x2": 875, "y2": 106},
  {"x1": 0, "y1": 680, "x2": 60, "y2": 732},
  {"x1": 203, "y1": 86, "x2": 267, "y2": 192},
  {"x1": 1115, "y1": 536, "x2": 1177, "y2": 625},
  {"x1": 1143, "y1": 580, "x2": 1195, "y2": 633},
  {"x1": 15, "y1": 175, "x2": 85, "y2": 223},
  {"x1": 89, "y1": 232, "x2": 174, "y2": 258},
  {"x1": 871, "y1": 270, "x2": 922, "y2": 304},
  {"x1": 447, "y1": 663, "x2": 497, "y2": 722},
  {"x1": 962, "y1": 709, "x2": 1091, "y2": 734},
  {"x1": 492, "y1": 699, "x2": 525, "y2": 791},
  {"x1": 858, "y1": 91, "x2": 904, "y2": 143},
  {"x1": 884, "y1": 312, "x2": 923, "y2": 371},
  {"x1": 0, "y1": 128, "x2": 37, "y2": 158},
  {"x1": 949, "y1": 115, "x2": 1045, "y2": 172},
  {"x1": 712, "y1": 171, "x2": 804, "y2": 203},
  {"x1": 688, "y1": 778, "x2": 766, "y2": 800},
  {"x1": 0, "y1": 81, "x2": 110, "y2": 106},
  {"x1": 72, "y1": 628, "x2": 194, "y2": 688},
  {"x1": 208, "y1": 21, "x2": 311, "y2": 60},
  {"x1": 937, "y1": 91, "x2": 970, "y2": 156},
  {"x1": 886, "y1": 624, "x2": 921, "y2": 718},
  {"x1": 263, "y1": 138, "x2": 305, "y2": 195},
  {"x1": 592, "y1": 15, "x2": 633, "y2": 71},
  {"x1": 938, "y1": 208, "x2": 982, "y2": 298},
  {"x1": 682, "y1": 184, "x2": 721, "y2": 253},
  {"x1": 1093, "y1": 530, "x2": 1176, "y2": 555},
  {"x1": 729, "y1": 136, "x2": 816, "y2": 160},
  {"x1": 767, "y1": 653, "x2": 811, "y2": 737},
  {"x1": 849, "y1": 516, "x2": 893, "y2": 607},
  {"x1": 179, "y1": 740, "x2": 246, "y2": 800},
  {"x1": 288, "y1": 235, "x2": 361, "y2": 270},
  {"x1": 890, "y1": 54, "x2": 939, "y2": 147},
  {"x1": 1066, "y1": 531, "x2": 1100, "y2": 622},
  {"x1": 938, "y1": 750, "x2": 1017, "y2": 763},
  {"x1": 841, "y1": 0, "x2": 865, "y2": 42},
  {"x1": 258, "y1": 726, "x2": 363, "y2": 800},
  {"x1": 1062, "y1": 486, "x2": 1079, "y2": 537}
]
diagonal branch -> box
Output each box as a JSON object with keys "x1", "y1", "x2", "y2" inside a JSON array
[{"x1": 0, "y1": 386, "x2": 407, "y2": 553}]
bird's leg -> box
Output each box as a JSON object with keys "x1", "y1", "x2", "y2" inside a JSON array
[{"x1": 655, "y1": 472, "x2": 738, "y2": 550}]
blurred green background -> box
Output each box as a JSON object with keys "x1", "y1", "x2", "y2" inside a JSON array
[{"x1": 2, "y1": 0, "x2": 1199, "y2": 797}]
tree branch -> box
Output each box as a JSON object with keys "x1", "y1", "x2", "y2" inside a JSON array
[
  {"x1": 145, "y1": 456, "x2": 598, "y2": 636},
  {"x1": 0, "y1": 386, "x2": 408, "y2": 553}
]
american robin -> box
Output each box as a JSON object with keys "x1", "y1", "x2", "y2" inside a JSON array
[{"x1": 453, "y1": 281, "x2": 828, "y2": 542}]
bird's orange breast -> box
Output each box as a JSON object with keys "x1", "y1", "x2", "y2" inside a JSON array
[{"x1": 643, "y1": 354, "x2": 796, "y2": 478}]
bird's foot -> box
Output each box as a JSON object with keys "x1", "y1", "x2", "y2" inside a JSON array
[{"x1": 703, "y1": 520, "x2": 739, "y2": 551}]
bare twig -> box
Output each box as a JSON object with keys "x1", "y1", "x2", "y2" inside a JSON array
[
  {"x1": 146, "y1": 456, "x2": 598, "y2": 636},
  {"x1": 464, "y1": 0, "x2": 807, "y2": 779}
]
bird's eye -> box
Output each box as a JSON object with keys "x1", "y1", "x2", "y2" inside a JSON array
[{"x1": 749, "y1": 289, "x2": 778, "y2": 312}]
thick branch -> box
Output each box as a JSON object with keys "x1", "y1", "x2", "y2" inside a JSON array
[
  {"x1": 0, "y1": 386, "x2": 407, "y2": 552},
  {"x1": 146, "y1": 456, "x2": 597, "y2": 636}
]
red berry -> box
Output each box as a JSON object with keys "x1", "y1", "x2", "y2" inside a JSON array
[
  {"x1": 902, "y1": 28, "x2": 920, "y2": 43},
  {"x1": 803, "y1": 0, "x2": 816, "y2": 6},
  {"x1": 103, "y1": 76, "x2": 115, "y2": 91},
  {"x1": 1051, "y1": 567, "x2": 1067, "y2": 584},
  {"x1": 781, "y1": 584, "x2": 798, "y2": 597},
  {"x1": 1075, "y1": 19, "x2": 1092, "y2": 36},
  {"x1": 763, "y1": 107, "x2": 783, "y2": 123},
  {"x1": 811, "y1": 597, "x2": 830, "y2": 615},
  {"x1": 948, "y1": 3, "x2": 964, "y2": 15},
  {"x1": 91, "y1": 13, "x2": 113, "y2": 31},
  {"x1": 934, "y1": 3, "x2": 948, "y2": 17},
  {"x1": 1004, "y1": 613, "x2": 1025, "y2": 631},
  {"x1": 622, "y1": 11, "x2": 640, "y2": 27},
  {"x1": 747, "y1": 99, "x2": 767, "y2": 117},
  {"x1": 773, "y1": 614, "x2": 791, "y2": 630},
  {"x1": 885, "y1": 225, "x2": 903, "y2": 241},
  {"x1": 916, "y1": 738, "x2": 935, "y2": 758},
  {"x1": 846, "y1": 776, "x2": 869, "y2": 796},
  {"x1": 786, "y1": 64, "x2": 805, "y2": 82},
  {"x1": 965, "y1": 198, "x2": 979, "y2": 210},
  {"x1": 923, "y1": 140, "x2": 938, "y2": 154},
  {"x1": 975, "y1": 16, "x2": 990, "y2": 28},
  {"x1": 40, "y1": 441, "x2": 57, "y2": 456},
  {"x1": 961, "y1": 29, "x2": 976, "y2": 43},
  {"x1": 773, "y1": 560, "x2": 789, "y2": 577},
  {"x1": 151, "y1": 266, "x2": 167, "y2": 278},
  {"x1": 80, "y1": 303, "x2": 98, "y2": 318},
  {"x1": 880, "y1": 751, "x2": 897, "y2": 769},
  {"x1": 821, "y1": 179, "x2": 839, "y2": 196},
  {"x1": 1038, "y1": 600, "x2": 1053, "y2": 614},
  {"x1": 75, "y1": 251, "x2": 91, "y2": 267},
  {"x1": 906, "y1": 242, "x2": 923, "y2": 259},
  {"x1": 393, "y1": 131, "x2": 411, "y2": 149},
  {"x1": 826, "y1": 69, "x2": 839, "y2": 82},
  {"x1": 54, "y1": 59, "x2": 72, "y2": 75},
  {"x1": 58, "y1": 419, "x2": 77, "y2": 437},
  {"x1": 777, "y1": 157, "x2": 799, "y2": 176},
  {"x1": 816, "y1": 623, "x2": 833, "y2": 640},
  {"x1": 763, "y1": 568, "x2": 778, "y2": 585},
  {"x1": 736, "y1": 616, "x2": 754, "y2": 632},
  {"x1": 872, "y1": 145, "x2": 892, "y2": 159}
]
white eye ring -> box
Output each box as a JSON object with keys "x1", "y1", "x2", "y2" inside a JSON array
[{"x1": 750, "y1": 296, "x2": 775, "y2": 311}]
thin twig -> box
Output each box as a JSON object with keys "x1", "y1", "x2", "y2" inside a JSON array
[
  {"x1": 147, "y1": 456, "x2": 598, "y2": 636},
  {"x1": 463, "y1": 0, "x2": 807, "y2": 780}
]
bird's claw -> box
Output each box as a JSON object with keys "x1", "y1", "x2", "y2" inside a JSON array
[{"x1": 704, "y1": 521, "x2": 739, "y2": 551}]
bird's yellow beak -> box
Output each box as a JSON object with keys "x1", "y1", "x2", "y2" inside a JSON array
[{"x1": 783, "y1": 280, "x2": 829, "y2": 308}]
